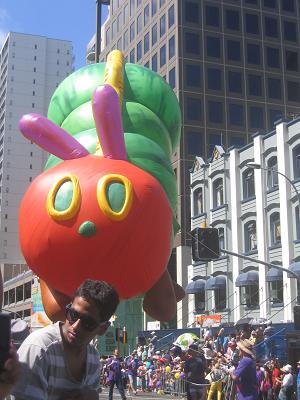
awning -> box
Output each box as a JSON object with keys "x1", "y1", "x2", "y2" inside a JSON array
[
  {"x1": 185, "y1": 279, "x2": 206, "y2": 294},
  {"x1": 205, "y1": 276, "x2": 226, "y2": 290},
  {"x1": 235, "y1": 271, "x2": 259, "y2": 287},
  {"x1": 288, "y1": 262, "x2": 300, "y2": 278},
  {"x1": 266, "y1": 267, "x2": 283, "y2": 282}
]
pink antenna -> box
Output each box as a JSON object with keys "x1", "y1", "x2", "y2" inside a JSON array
[
  {"x1": 19, "y1": 114, "x2": 89, "y2": 160},
  {"x1": 92, "y1": 84, "x2": 127, "y2": 160}
]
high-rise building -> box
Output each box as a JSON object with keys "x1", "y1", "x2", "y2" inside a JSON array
[
  {"x1": 0, "y1": 32, "x2": 73, "y2": 318},
  {"x1": 90, "y1": 0, "x2": 300, "y2": 328}
]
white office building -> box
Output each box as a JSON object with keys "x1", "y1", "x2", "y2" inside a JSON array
[
  {"x1": 189, "y1": 117, "x2": 300, "y2": 326},
  {"x1": 0, "y1": 32, "x2": 73, "y2": 318}
]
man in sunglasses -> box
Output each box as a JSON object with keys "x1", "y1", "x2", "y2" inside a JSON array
[{"x1": 10, "y1": 279, "x2": 119, "y2": 400}]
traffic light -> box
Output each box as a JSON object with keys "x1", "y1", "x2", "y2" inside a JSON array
[{"x1": 191, "y1": 227, "x2": 220, "y2": 262}]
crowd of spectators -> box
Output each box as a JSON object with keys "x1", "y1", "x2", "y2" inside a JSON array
[{"x1": 99, "y1": 326, "x2": 300, "y2": 400}]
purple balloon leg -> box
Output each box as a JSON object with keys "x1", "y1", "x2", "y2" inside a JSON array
[
  {"x1": 19, "y1": 113, "x2": 89, "y2": 160},
  {"x1": 92, "y1": 84, "x2": 127, "y2": 161}
]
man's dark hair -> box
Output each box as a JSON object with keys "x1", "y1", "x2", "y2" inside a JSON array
[{"x1": 75, "y1": 279, "x2": 119, "y2": 321}]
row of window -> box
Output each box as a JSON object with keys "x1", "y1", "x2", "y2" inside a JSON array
[
  {"x1": 2, "y1": 281, "x2": 32, "y2": 306},
  {"x1": 185, "y1": 1, "x2": 297, "y2": 28},
  {"x1": 192, "y1": 276, "x2": 283, "y2": 312},
  {"x1": 183, "y1": 33, "x2": 299, "y2": 71},
  {"x1": 107, "y1": 3, "x2": 174, "y2": 47}
]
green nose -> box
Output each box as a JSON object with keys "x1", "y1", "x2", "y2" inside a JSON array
[{"x1": 78, "y1": 221, "x2": 97, "y2": 237}]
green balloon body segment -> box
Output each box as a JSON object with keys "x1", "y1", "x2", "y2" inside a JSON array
[{"x1": 46, "y1": 61, "x2": 181, "y2": 234}]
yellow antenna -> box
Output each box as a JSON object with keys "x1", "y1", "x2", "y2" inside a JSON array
[{"x1": 104, "y1": 50, "x2": 124, "y2": 109}]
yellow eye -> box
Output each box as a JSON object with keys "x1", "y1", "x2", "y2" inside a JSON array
[
  {"x1": 47, "y1": 175, "x2": 81, "y2": 221},
  {"x1": 97, "y1": 174, "x2": 133, "y2": 221}
]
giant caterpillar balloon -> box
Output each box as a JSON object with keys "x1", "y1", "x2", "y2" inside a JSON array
[{"x1": 19, "y1": 50, "x2": 185, "y2": 322}]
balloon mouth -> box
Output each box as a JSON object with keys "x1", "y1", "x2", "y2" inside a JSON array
[{"x1": 78, "y1": 221, "x2": 97, "y2": 237}]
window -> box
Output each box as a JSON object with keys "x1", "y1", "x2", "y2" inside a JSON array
[
  {"x1": 123, "y1": 30, "x2": 129, "y2": 50},
  {"x1": 152, "y1": 53, "x2": 157, "y2": 72},
  {"x1": 296, "y1": 206, "x2": 300, "y2": 240},
  {"x1": 244, "y1": 221, "x2": 257, "y2": 252},
  {"x1": 286, "y1": 51, "x2": 298, "y2": 71},
  {"x1": 229, "y1": 103, "x2": 244, "y2": 126},
  {"x1": 265, "y1": 17, "x2": 278, "y2": 37},
  {"x1": 206, "y1": 37, "x2": 220, "y2": 58},
  {"x1": 287, "y1": 81, "x2": 300, "y2": 102},
  {"x1": 269, "y1": 109, "x2": 283, "y2": 128},
  {"x1": 169, "y1": 36, "x2": 175, "y2": 59},
  {"x1": 248, "y1": 75, "x2": 262, "y2": 96},
  {"x1": 24, "y1": 281, "x2": 31, "y2": 299},
  {"x1": 187, "y1": 132, "x2": 203, "y2": 155},
  {"x1": 185, "y1": 32, "x2": 200, "y2": 55},
  {"x1": 241, "y1": 284, "x2": 259, "y2": 308},
  {"x1": 186, "y1": 98, "x2": 201, "y2": 121},
  {"x1": 245, "y1": 13, "x2": 259, "y2": 34},
  {"x1": 193, "y1": 188, "x2": 203, "y2": 216},
  {"x1": 268, "y1": 78, "x2": 281, "y2": 100},
  {"x1": 152, "y1": 24, "x2": 157, "y2": 45},
  {"x1": 213, "y1": 178, "x2": 224, "y2": 208},
  {"x1": 168, "y1": 5, "x2": 174, "y2": 28},
  {"x1": 266, "y1": 47, "x2": 280, "y2": 68},
  {"x1": 207, "y1": 68, "x2": 222, "y2": 90},
  {"x1": 225, "y1": 9, "x2": 239, "y2": 30},
  {"x1": 249, "y1": 106, "x2": 264, "y2": 129},
  {"x1": 9, "y1": 289, "x2": 15, "y2": 304},
  {"x1": 144, "y1": 33, "x2": 149, "y2": 54},
  {"x1": 160, "y1": 15, "x2": 166, "y2": 37},
  {"x1": 228, "y1": 71, "x2": 242, "y2": 93},
  {"x1": 282, "y1": 0, "x2": 295, "y2": 12},
  {"x1": 194, "y1": 291, "x2": 205, "y2": 312},
  {"x1": 266, "y1": 157, "x2": 278, "y2": 190},
  {"x1": 117, "y1": 38, "x2": 122, "y2": 50},
  {"x1": 269, "y1": 280, "x2": 283, "y2": 305},
  {"x1": 247, "y1": 43, "x2": 260, "y2": 65},
  {"x1": 264, "y1": 0, "x2": 276, "y2": 7},
  {"x1": 106, "y1": 28, "x2": 111, "y2": 45},
  {"x1": 185, "y1": 2, "x2": 199, "y2": 24},
  {"x1": 215, "y1": 282, "x2": 226, "y2": 311},
  {"x1": 293, "y1": 144, "x2": 300, "y2": 179},
  {"x1": 227, "y1": 40, "x2": 241, "y2": 61},
  {"x1": 112, "y1": 20, "x2": 117, "y2": 37},
  {"x1": 130, "y1": 49, "x2": 135, "y2": 63},
  {"x1": 208, "y1": 101, "x2": 223, "y2": 124},
  {"x1": 159, "y1": 0, "x2": 165, "y2": 6},
  {"x1": 229, "y1": 135, "x2": 246, "y2": 148},
  {"x1": 16, "y1": 285, "x2": 23, "y2": 302},
  {"x1": 130, "y1": 23, "x2": 135, "y2": 41},
  {"x1": 135, "y1": 15, "x2": 144, "y2": 36},
  {"x1": 123, "y1": 4, "x2": 129, "y2": 23},
  {"x1": 151, "y1": 0, "x2": 157, "y2": 16},
  {"x1": 270, "y1": 212, "x2": 281, "y2": 245},
  {"x1": 218, "y1": 228, "x2": 225, "y2": 249},
  {"x1": 243, "y1": 168, "x2": 255, "y2": 199},
  {"x1": 160, "y1": 45, "x2": 166, "y2": 67},
  {"x1": 208, "y1": 134, "x2": 221, "y2": 156},
  {"x1": 137, "y1": 41, "x2": 142, "y2": 61},
  {"x1": 144, "y1": 4, "x2": 149, "y2": 25},
  {"x1": 169, "y1": 68, "x2": 176, "y2": 89},
  {"x1": 206, "y1": 5, "x2": 219, "y2": 27},
  {"x1": 284, "y1": 21, "x2": 297, "y2": 42},
  {"x1": 185, "y1": 64, "x2": 201, "y2": 87}
]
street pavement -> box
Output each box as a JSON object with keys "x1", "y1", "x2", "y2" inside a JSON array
[{"x1": 99, "y1": 388, "x2": 185, "y2": 399}]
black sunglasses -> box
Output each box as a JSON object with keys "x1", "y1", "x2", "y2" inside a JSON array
[{"x1": 65, "y1": 303, "x2": 107, "y2": 332}]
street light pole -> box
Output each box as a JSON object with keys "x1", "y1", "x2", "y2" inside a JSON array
[{"x1": 95, "y1": 0, "x2": 102, "y2": 63}]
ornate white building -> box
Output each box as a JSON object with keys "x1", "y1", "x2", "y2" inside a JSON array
[{"x1": 189, "y1": 117, "x2": 300, "y2": 325}]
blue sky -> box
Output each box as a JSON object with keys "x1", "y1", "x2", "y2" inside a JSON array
[{"x1": 0, "y1": 1, "x2": 108, "y2": 69}]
